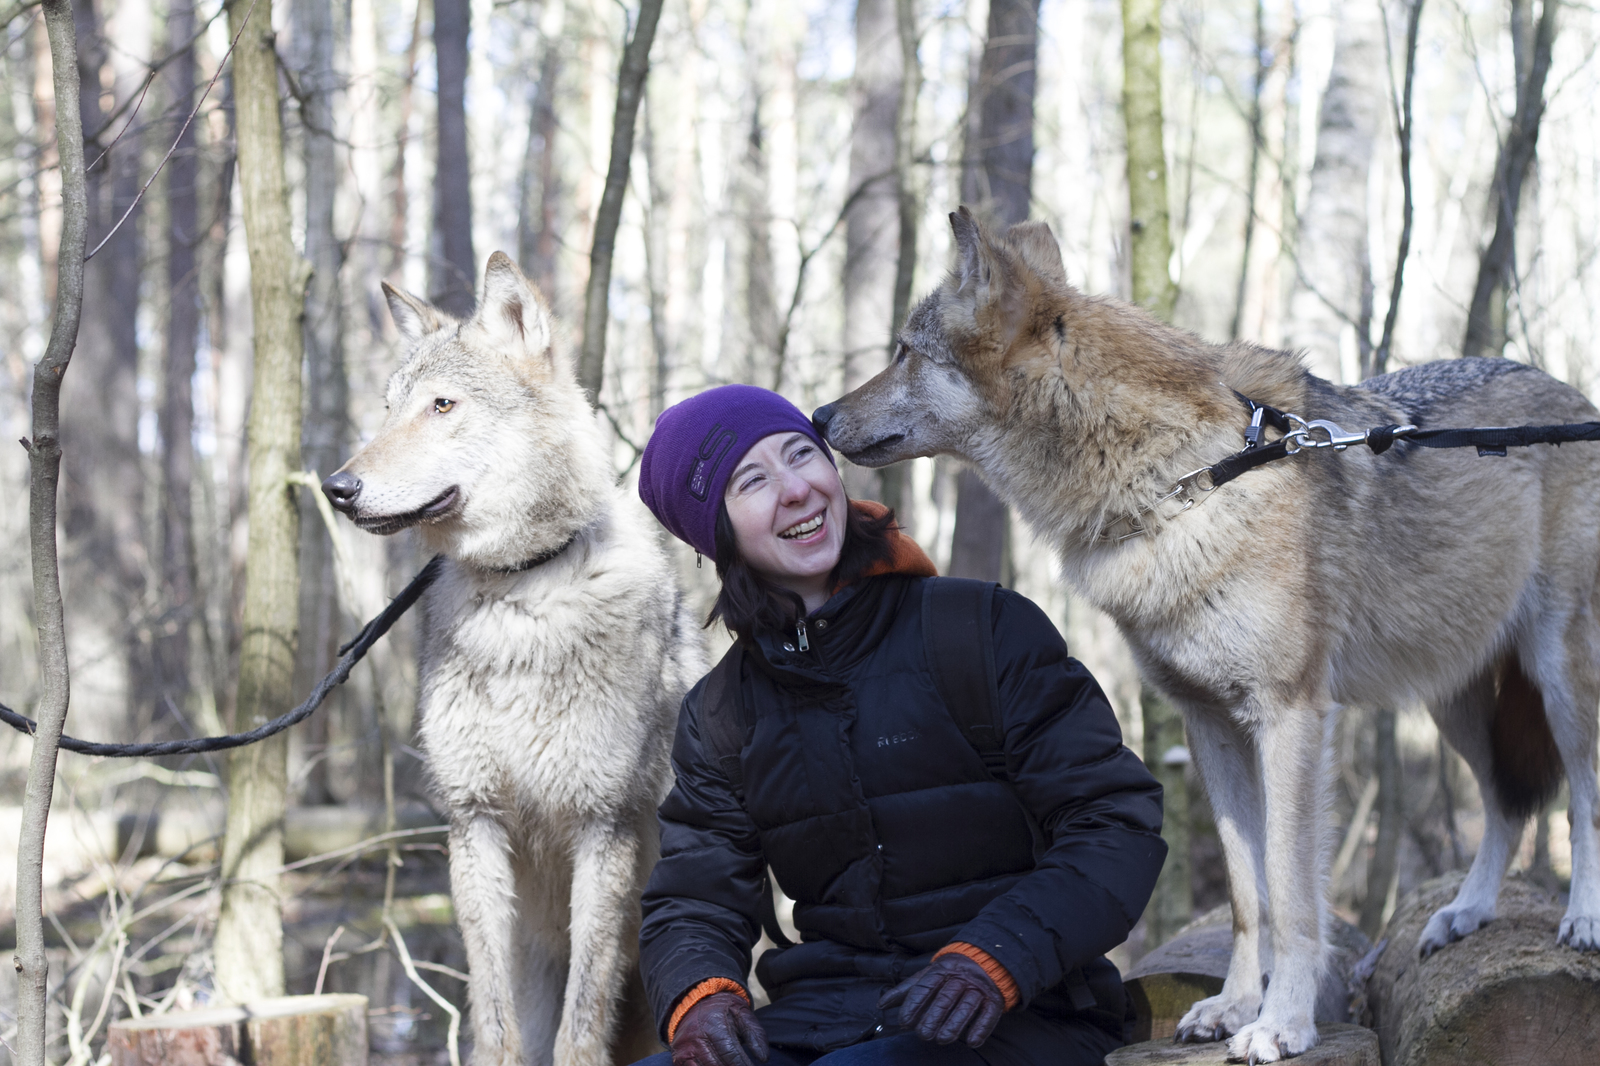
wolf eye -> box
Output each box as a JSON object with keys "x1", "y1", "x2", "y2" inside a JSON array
[{"x1": 434, "y1": 398, "x2": 455, "y2": 413}]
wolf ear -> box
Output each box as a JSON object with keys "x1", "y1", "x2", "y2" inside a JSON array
[
  {"x1": 950, "y1": 206, "x2": 995, "y2": 294},
  {"x1": 1008, "y1": 221, "x2": 1067, "y2": 287},
  {"x1": 473, "y1": 251, "x2": 554, "y2": 367},
  {"x1": 383, "y1": 282, "x2": 446, "y2": 342}
]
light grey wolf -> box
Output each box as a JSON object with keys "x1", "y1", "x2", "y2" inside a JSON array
[
  {"x1": 324, "y1": 253, "x2": 705, "y2": 1065},
  {"x1": 812, "y1": 207, "x2": 1600, "y2": 1062}
]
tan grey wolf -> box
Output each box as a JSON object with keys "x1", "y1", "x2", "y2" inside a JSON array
[
  {"x1": 812, "y1": 207, "x2": 1600, "y2": 1061},
  {"x1": 323, "y1": 252, "x2": 706, "y2": 1066}
]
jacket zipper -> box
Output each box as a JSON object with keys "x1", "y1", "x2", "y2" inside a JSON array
[{"x1": 796, "y1": 619, "x2": 809, "y2": 652}]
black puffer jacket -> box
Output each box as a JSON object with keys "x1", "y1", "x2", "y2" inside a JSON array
[{"x1": 639, "y1": 573, "x2": 1166, "y2": 1052}]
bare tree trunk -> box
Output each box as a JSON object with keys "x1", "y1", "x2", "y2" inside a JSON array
[
  {"x1": 880, "y1": 0, "x2": 922, "y2": 524},
  {"x1": 390, "y1": 0, "x2": 424, "y2": 276},
  {"x1": 1462, "y1": 0, "x2": 1558, "y2": 358},
  {"x1": 214, "y1": 0, "x2": 311, "y2": 1004},
  {"x1": 840, "y1": 0, "x2": 901, "y2": 502},
  {"x1": 291, "y1": 0, "x2": 347, "y2": 806},
  {"x1": 62, "y1": 0, "x2": 146, "y2": 731},
  {"x1": 1121, "y1": 0, "x2": 1176, "y2": 318},
  {"x1": 15, "y1": 4, "x2": 89, "y2": 1062},
  {"x1": 1121, "y1": 0, "x2": 1191, "y2": 945},
  {"x1": 1285, "y1": 1, "x2": 1385, "y2": 382},
  {"x1": 1368, "y1": 0, "x2": 1425, "y2": 378},
  {"x1": 578, "y1": 0, "x2": 665, "y2": 404},
  {"x1": 159, "y1": 0, "x2": 202, "y2": 731},
  {"x1": 948, "y1": 0, "x2": 1040, "y2": 582},
  {"x1": 518, "y1": 22, "x2": 564, "y2": 299},
  {"x1": 431, "y1": 0, "x2": 475, "y2": 315},
  {"x1": 1360, "y1": 707, "x2": 1402, "y2": 937}
]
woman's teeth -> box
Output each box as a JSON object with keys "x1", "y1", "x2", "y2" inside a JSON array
[{"x1": 779, "y1": 514, "x2": 824, "y2": 539}]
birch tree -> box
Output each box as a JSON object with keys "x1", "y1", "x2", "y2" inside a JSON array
[
  {"x1": 214, "y1": 0, "x2": 311, "y2": 1004},
  {"x1": 1122, "y1": 0, "x2": 1190, "y2": 947},
  {"x1": 1285, "y1": 2, "x2": 1386, "y2": 382}
]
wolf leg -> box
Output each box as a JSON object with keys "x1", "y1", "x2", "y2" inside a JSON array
[
  {"x1": 1224, "y1": 701, "x2": 1331, "y2": 1064},
  {"x1": 555, "y1": 818, "x2": 645, "y2": 1066},
  {"x1": 1420, "y1": 671, "x2": 1525, "y2": 955},
  {"x1": 1538, "y1": 659, "x2": 1600, "y2": 949},
  {"x1": 449, "y1": 815, "x2": 524, "y2": 1066},
  {"x1": 1175, "y1": 708, "x2": 1270, "y2": 1044},
  {"x1": 511, "y1": 850, "x2": 571, "y2": 1066}
]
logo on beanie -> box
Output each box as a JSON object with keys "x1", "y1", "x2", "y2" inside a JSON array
[{"x1": 688, "y1": 424, "x2": 737, "y2": 501}]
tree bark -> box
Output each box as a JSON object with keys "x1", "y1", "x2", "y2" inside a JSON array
[
  {"x1": 1285, "y1": 1, "x2": 1385, "y2": 382},
  {"x1": 578, "y1": 0, "x2": 666, "y2": 405},
  {"x1": 1141, "y1": 685, "x2": 1192, "y2": 948},
  {"x1": 291, "y1": 0, "x2": 348, "y2": 806},
  {"x1": 879, "y1": 0, "x2": 922, "y2": 523},
  {"x1": 948, "y1": 0, "x2": 1040, "y2": 582},
  {"x1": 431, "y1": 0, "x2": 476, "y2": 316},
  {"x1": 159, "y1": 0, "x2": 202, "y2": 736},
  {"x1": 1121, "y1": 0, "x2": 1176, "y2": 319},
  {"x1": 14, "y1": 7, "x2": 90, "y2": 1063},
  {"x1": 840, "y1": 0, "x2": 902, "y2": 503},
  {"x1": 1359, "y1": 707, "x2": 1402, "y2": 938},
  {"x1": 518, "y1": 20, "x2": 564, "y2": 299},
  {"x1": 1367, "y1": 872, "x2": 1600, "y2": 1066},
  {"x1": 214, "y1": 0, "x2": 311, "y2": 1005},
  {"x1": 1461, "y1": 0, "x2": 1559, "y2": 359}
]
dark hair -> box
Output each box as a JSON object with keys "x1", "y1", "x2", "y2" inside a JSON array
[{"x1": 707, "y1": 500, "x2": 898, "y2": 640}]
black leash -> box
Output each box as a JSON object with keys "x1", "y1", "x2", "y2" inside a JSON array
[{"x1": 0, "y1": 555, "x2": 445, "y2": 758}]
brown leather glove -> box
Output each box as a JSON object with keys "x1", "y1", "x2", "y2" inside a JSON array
[
  {"x1": 878, "y1": 952, "x2": 1006, "y2": 1048},
  {"x1": 671, "y1": 991, "x2": 770, "y2": 1066}
]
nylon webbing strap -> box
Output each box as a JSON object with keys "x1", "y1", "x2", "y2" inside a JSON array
[
  {"x1": 1373, "y1": 420, "x2": 1600, "y2": 456},
  {"x1": 923, "y1": 579, "x2": 1005, "y2": 778},
  {"x1": 1206, "y1": 438, "x2": 1296, "y2": 489}
]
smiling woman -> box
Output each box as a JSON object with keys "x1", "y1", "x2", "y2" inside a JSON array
[{"x1": 630, "y1": 384, "x2": 1167, "y2": 1066}]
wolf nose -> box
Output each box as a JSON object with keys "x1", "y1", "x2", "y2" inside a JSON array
[
  {"x1": 322, "y1": 471, "x2": 362, "y2": 513},
  {"x1": 812, "y1": 403, "x2": 837, "y2": 438}
]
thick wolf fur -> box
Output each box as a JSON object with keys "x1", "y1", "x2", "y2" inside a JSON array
[
  {"x1": 330, "y1": 253, "x2": 705, "y2": 1065},
  {"x1": 815, "y1": 208, "x2": 1600, "y2": 1062}
]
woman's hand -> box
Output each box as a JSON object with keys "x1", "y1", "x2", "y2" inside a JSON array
[
  {"x1": 878, "y1": 953, "x2": 1006, "y2": 1048},
  {"x1": 671, "y1": 991, "x2": 770, "y2": 1066}
]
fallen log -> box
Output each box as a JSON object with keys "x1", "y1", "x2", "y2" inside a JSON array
[
  {"x1": 1106, "y1": 1022, "x2": 1379, "y2": 1065},
  {"x1": 1123, "y1": 904, "x2": 1372, "y2": 1042},
  {"x1": 106, "y1": 993, "x2": 367, "y2": 1066},
  {"x1": 1365, "y1": 871, "x2": 1600, "y2": 1066}
]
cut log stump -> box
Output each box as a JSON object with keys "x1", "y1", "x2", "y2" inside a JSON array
[
  {"x1": 107, "y1": 993, "x2": 368, "y2": 1066},
  {"x1": 1123, "y1": 905, "x2": 1373, "y2": 1042},
  {"x1": 1107, "y1": 1023, "x2": 1379, "y2": 1065},
  {"x1": 1366, "y1": 871, "x2": 1600, "y2": 1066}
]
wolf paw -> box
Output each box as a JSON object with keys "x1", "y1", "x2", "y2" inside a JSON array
[
  {"x1": 1417, "y1": 902, "x2": 1494, "y2": 957},
  {"x1": 1225, "y1": 1016, "x2": 1320, "y2": 1063},
  {"x1": 1175, "y1": 992, "x2": 1260, "y2": 1044},
  {"x1": 1558, "y1": 912, "x2": 1600, "y2": 950}
]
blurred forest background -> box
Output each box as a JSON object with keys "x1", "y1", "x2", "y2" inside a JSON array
[{"x1": 1, "y1": 0, "x2": 1596, "y2": 1060}]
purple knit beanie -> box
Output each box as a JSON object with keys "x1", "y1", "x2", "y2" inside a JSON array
[{"x1": 639, "y1": 384, "x2": 834, "y2": 558}]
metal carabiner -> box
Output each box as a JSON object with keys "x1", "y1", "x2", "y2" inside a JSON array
[{"x1": 1303, "y1": 419, "x2": 1370, "y2": 450}]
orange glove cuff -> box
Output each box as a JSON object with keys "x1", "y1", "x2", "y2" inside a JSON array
[
  {"x1": 666, "y1": 978, "x2": 750, "y2": 1043},
  {"x1": 934, "y1": 942, "x2": 1021, "y2": 1010}
]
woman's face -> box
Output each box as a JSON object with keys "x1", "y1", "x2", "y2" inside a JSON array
[{"x1": 724, "y1": 431, "x2": 847, "y2": 611}]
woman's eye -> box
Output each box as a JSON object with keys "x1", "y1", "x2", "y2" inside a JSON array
[{"x1": 434, "y1": 398, "x2": 455, "y2": 413}]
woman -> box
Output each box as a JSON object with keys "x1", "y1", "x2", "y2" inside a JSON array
[{"x1": 634, "y1": 385, "x2": 1166, "y2": 1066}]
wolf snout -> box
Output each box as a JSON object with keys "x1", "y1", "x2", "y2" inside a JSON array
[
  {"x1": 322, "y1": 470, "x2": 363, "y2": 514},
  {"x1": 811, "y1": 402, "x2": 839, "y2": 439}
]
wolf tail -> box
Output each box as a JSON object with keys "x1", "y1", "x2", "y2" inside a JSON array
[{"x1": 1488, "y1": 655, "x2": 1564, "y2": 819}]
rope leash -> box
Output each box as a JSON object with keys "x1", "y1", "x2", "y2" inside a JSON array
[{"x1": 0, "y1": 555, "x2": 445, "y2": 758}]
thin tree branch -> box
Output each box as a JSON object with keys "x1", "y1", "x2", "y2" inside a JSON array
[
  {"x1": 578, "y1": 0, "x2": 666, "y2": 405},
  {"x1": 1372, "y1": 0, "x2": 1425, "y2": 377},
  {"x1": 85, "y1": 0, "x2": 256, "y2": 262},
  {"x1": 15, "y1": 1, "x2": 89, "y2": 1061}
]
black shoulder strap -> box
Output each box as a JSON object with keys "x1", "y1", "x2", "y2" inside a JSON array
[
  {"x1": 696, "y1": 642, "x2": 795, "y2": 948},
  {"x1": 698, "y1": 642, "x2": 750, "y2": 796},
  {"x1": 922, "y1": 578, "x2": 1007, "y2": 779}
]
